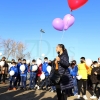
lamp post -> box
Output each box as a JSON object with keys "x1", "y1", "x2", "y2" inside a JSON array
[{"x1": 39, "y1": 29, "x2": 45, "y2": 57}]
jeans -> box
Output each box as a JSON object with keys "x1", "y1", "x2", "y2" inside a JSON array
[
  {"x1": 0, "y1": 74, "x2": 6, "y2": 82},
  {"x1": 51, "y1": 86, "x2": 56, "y2": 91},
  {"x1": 97, "y1": 84, "x2": 100, "y2": 96},
  {"x1": 9, "y1": 77, "x2": 17, "y2": 88},
  {"x1": 78, "y1": 79, "x2": 87, "y2": 95},
  {"x1": 20, "y1": 76, "x2": 27, "y2": 88},
  {"x1": 29, "y1": 74, "x2": 36, "y2": 88},
  {"x1": 16, "y1": 74, "x2": 21, "y2": 86},
  {"x1": 92, "y1": 83, "x2": 98, "y2": 96},
  {"x1": 73, "y1": 77, "x2": 78, "y2": 95},
  {"x1": 41, "y1": 76, "x2": 49, "y2": 88},
  {"x1": 87, "y1": 75, "x2": 92, "y2": 88}
]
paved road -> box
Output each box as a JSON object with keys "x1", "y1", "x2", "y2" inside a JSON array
[{"x1": 0, "y1": 83, "x2": 97, "y2": 100}]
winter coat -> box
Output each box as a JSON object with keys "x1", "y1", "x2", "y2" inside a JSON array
[
  {"x1": 30, "y1": 64, "x2": 37, "y2": 76},
  {"x1": 58, "y1": 50, "x2": 74, "y2": 90},
  {"x1": 0, "y1": 61, "x2": 8, "y2": 75},
  {"x1": 68, "y1": 66, "x2": 78, "y2": 77},
  {"x1": 91, "y1": 67, "x2": 100, "y2": 84},
  {"x1": 17, "y1": 62, "x2": 22, "y2": 74},
  {"x1": 20, "y1": 64, "x2": 28, "y2": 76},
  {"x1": 37, "y1": 64, "x2": 42, "y2": 77},
  {"x1": 9, "y1": 66, "x2": 18, "y2": 77},
  {"x1": 42, "y1": 62, "x2": 49, "y2": 76},
  {"x1": 78, "y1": 63, "x2": 88, "y2": 79}
]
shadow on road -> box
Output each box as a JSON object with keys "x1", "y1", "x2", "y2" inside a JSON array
[{"x1": 0, "y1": 85, "x2": 56, "y2": 100}]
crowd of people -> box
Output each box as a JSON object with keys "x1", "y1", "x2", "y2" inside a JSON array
[{"x1": 0, "y1": 44, "x2": 100, "y2": 100}]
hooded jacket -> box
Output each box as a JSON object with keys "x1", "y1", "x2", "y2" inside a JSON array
[
  {"x1": 30, "y1": 64, "x2": 37, "y2": 76},
  {"x1": 20, "y1": 64, "x2": 28, "y2": 76},
  {"x1": 42, "y1": 62, "x2": 49, "y2": 76},
  {"x1": 9, "y1": 66, "x2": 18, "y2": 77}
]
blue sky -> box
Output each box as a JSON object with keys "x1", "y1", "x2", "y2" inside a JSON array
[{"x1": 0, "y1": 0, "x2": 100, "y2": 63}]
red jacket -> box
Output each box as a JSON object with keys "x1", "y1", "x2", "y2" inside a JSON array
[{"x1": 37, "y1": 64, "x2": 42, "y2": 76}]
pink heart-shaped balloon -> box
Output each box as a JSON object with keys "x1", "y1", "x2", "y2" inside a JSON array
[
  {"x1": 52, "y1": 18, "x2": 64, "y2": 31},
  {"x1": 63, "y1": 14, "x2": 75, "y2": 30}
]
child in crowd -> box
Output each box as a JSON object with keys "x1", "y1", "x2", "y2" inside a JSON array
[
  {"x1": 40, "y1": 57, "x2": 49, "y2": 90},
  {"x1": 29, "y1": 59, "x2": 37, "y2": 90},
  {"x1": 20, "y1": 59, "x2": 28, "y2": 90},
  {"x1": 68, "y1": 60, "x2": 78, "y2": 95},
  {"x1": 8, "y1": 62, "x2": 18, "y2": 90},
  {"x1": 36, "y1": 58, "x2": 42, "y2": 90},
  {"x1": 16, "y1": 58, "x2": 22, "y2": 86}
]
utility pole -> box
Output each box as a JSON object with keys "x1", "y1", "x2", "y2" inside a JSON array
[{"x1": 39, "y1": 29, "x2": 45, "y2": 57}]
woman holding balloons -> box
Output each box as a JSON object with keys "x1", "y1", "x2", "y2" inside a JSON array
[{"x1": 53, "y1": 44, "x2": 73, "y2": 100}]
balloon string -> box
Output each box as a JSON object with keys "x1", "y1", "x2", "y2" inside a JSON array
[
  {"x1": 60, "y1": 31, "x2": 65, "y2": 43},
  {"x1": 70, "y1": 9, "x2": 72, "y2": 15}
]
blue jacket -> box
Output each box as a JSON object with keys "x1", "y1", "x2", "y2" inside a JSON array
[
  {"x1": 20, "y1": 64, "x2": 28, "y2": 76},
  {"x1": 30, "y1": 64, "x2": 37, "y2": 76},
  {"x1": 42, "y1": 62, "x2": 49, "y2": 76},
  {"x1": 17, "y1": 62, "x2": 22, "y2": 74},
  {"x1": 68, "y1": 66, "x2": 78, "y2": 77},
  {"x1": 9, "y1": 66, "x2": 18, "y2": 77}
]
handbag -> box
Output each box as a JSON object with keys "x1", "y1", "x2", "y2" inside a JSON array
[
  {"x1": 50, "y1": 69, "x2": 66, "y2": 84},
  {"x1": 50, "y1": 58, "x2": 66, "y2": 84}
]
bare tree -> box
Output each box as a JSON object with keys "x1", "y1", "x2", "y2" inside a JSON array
[
  {"x1": 2, "y1": 39, "x2": 17, "y2": 60},
  {"x1": 1, "y1": 38, "x2": 31, "y2": 60},
  {"x1": 16, "y1": 42, "x2": 26, "y2": 60},
  {"x1": 25, "y1": 52, "x2": 31, "y2": 60}
]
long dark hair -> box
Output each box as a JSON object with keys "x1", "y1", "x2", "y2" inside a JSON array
[{"x1": 58, "y1": 44, "x2": 67, "y2": 53}]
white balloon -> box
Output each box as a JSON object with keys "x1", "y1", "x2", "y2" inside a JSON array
[
  {"x1": 47, "y1": 66, "x2": 51, "y2": 74},
  {"x1": 8, "y1": 63, "x2": 12, "y2": 69},
  {"x1": 32, "y1": 65, "x2": 38, "y2": 71},
  {"x1": 0, "y1": 61, "x2": 5, "y2": 67},
  {"x1": 41, "y1": 53, "x2": 45, "y2": 57},
  {"x1": 0, "y1": 53, "x2": 2, "y2": 56},
  {"x1": 86, "y1": 59, "x2": 92, "y2": 67},
  {"x1": 40, "y1": 73, "x2": 45, "y2": 80},
  {"x1": 20, "y1": 65, "x2": 25, "y2": 71},
  {"x1": 9, "y1": 70, "x2": 15, "y2": 76},
  {"x1": 26, "y1": 60, "x2": 30, "y2": 64},
  {"x1": 36, "y1": 58, "x2": 42, "y2": 66},
  {"x1": 76, "y1": 75, "x2": 82, "y2": 80}
]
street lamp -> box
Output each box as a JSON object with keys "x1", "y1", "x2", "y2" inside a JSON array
[{"x1": 39, "y1": 29, "x2": 45, "y2": 57}]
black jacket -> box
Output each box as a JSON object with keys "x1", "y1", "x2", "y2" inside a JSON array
[{"x1": 91, "y1": 67, "x2": 100, "y2": 84}]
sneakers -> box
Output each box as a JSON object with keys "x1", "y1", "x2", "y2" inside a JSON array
[
  {"x1": 37, "y1": 86, "x2": 40, "y2": 90},
  {"x1": 77, "y1": 95, "x2": 88, "y2": 99},
  {"x1": 77, "y1": 95, "x2": 81, "y2": 99},
  {"x1": 83, "y1": 95, "x2": 88, "y2": 100},
  {"x1": 98, "y1": 97, "x2": 100, "y2": 100},
  {"x1": 74, "y1": 93, "x2": 78, "y2": 96},
  {"x1": 90, "y1": 95, "x2": 97, "y2": 99},
  {"x1": 13, "y1": 88, "x2": 17, "y2": 91}
]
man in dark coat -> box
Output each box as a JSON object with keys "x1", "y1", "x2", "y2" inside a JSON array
[
  {"x1": 0, "y1": 57, "x2": 8, "y2": 84},
  {"x1": 90, "y1": 61, "x2": 100, "y2": 99}
]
